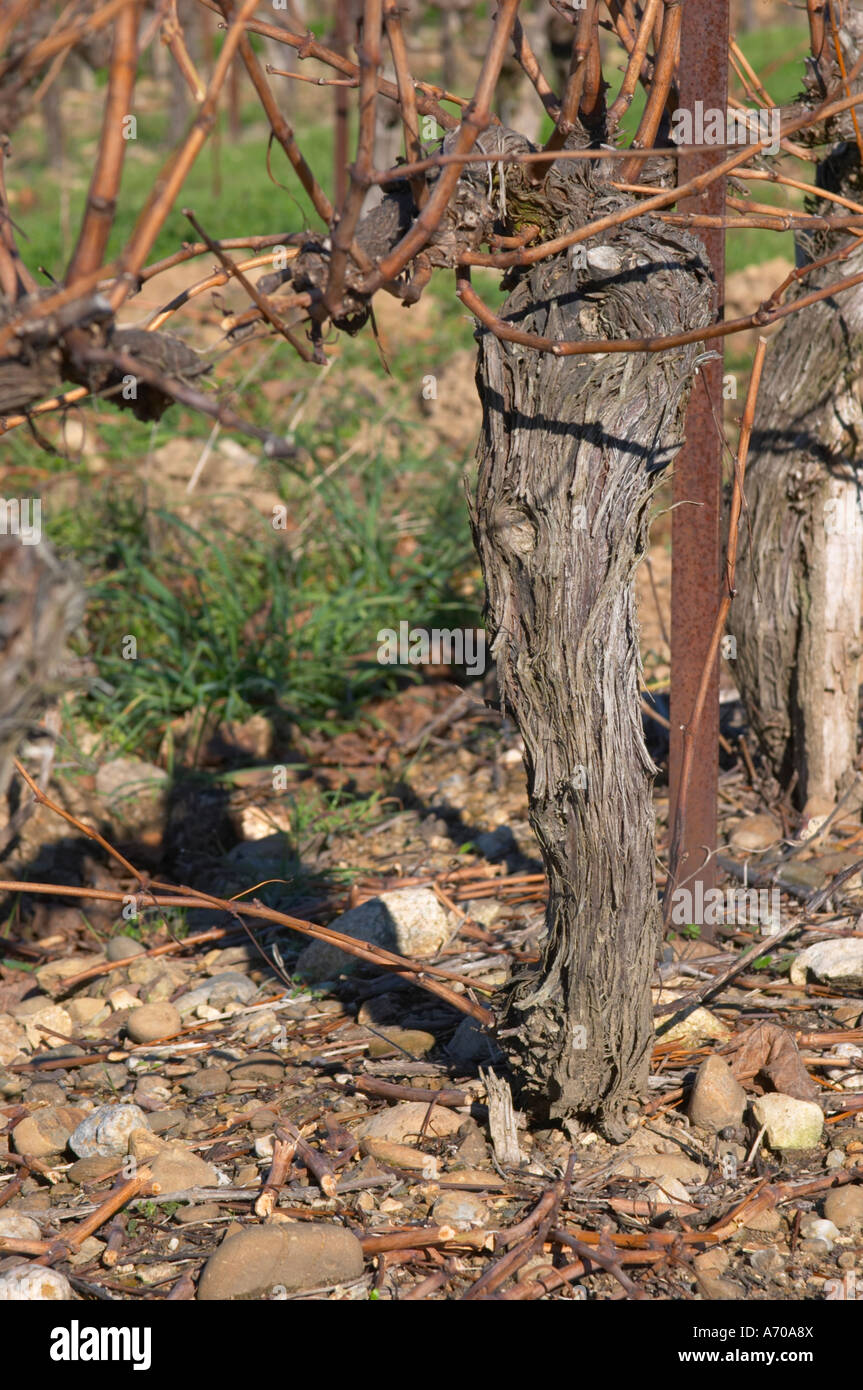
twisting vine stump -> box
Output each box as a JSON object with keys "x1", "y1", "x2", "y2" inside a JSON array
[
  {"x1": 469, "y1": 146, "x2": 711, "y2": 1138},
  {"x1": 4, "y1": 0, "x2": 863, "y2": 1137}
]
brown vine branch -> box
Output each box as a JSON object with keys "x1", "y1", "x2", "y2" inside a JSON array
[
  {"x1": 81, "y1": 344, "x2": 300, "y2": 453},
  {"x1": 607, "y1": 0, "x2": 661, "y2": 131},
  {"x1": 0, "y1": 0, "x2": 132, "y2": 85},
  {"x1": 620, "y1": 0, "x2": 681, "y2": 182},
  {"x1": 162, "y1": 0, "x2": 206, "y2": 101},
  {"x1": 325, "y1": 0, "x2": 383, "y2": 317},
  {"x1": 107, "y1": 0, "x2": 260, "y2": 312},
  {"x1": 182, "y1": 206, "x2": 314, "y2": 358},
  {"x1": 218, "y1": 0, "x2": 335, "y2": 228},
  {"x1": 511, "y1": 14, "x2": 561, "y2": 124},
  {"x1": 198, "y1": 0, "x2": 462, "y2": 131},
  {"x1": 383, "y1": 0, "x2": 425, "y2": 209},
  {"x1": 65, "y1": 0, "x2": 140, "y2": 286},
  {"x1": 0, "y1": 877, "x2": 493, "y2": 1022},
  {"x1": 455, "y1": 259, "x2": 863, "y2": 357},
  {"x1": 543, "y1": 0, "x2": 596, "y2": 158}
]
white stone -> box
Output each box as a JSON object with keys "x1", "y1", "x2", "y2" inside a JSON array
[
  {"x1": 0, "y1": 1263, "x2": 73, "y2": 1300},
  {"x1": 800, "y1": 1217, "x2": 839, "y2": 1251},
  {"x1": 751, "y1": 1093, "x2": 823, "y2": 1151},
  {"x1": 790, "y1": 938, "x2": 863, "y2": 989},
  {"x1": 296, "y1": 888, "x2": 455, "y2": 982},
  {"x1": 69, "y1": 1103, "x2": 151, "y2": 1158}
]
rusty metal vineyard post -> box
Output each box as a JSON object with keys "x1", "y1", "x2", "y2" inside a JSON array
[{"x1": 668, "y1": 0, "x2": 730, "y2": 942}]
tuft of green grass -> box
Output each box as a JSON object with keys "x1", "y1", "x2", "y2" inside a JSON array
[{"x1": 46, "y1": 457, "x2": 482, "y2": 758}]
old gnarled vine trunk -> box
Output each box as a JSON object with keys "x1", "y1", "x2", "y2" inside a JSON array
[
  {"x1": 470, "y1": 163, "x2": 712, "y2": 1139},
  {"x1": 729, "y1": 169, "x2": 863, "y2": 817}
]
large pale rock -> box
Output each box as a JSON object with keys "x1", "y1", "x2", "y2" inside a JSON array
[
  {"x1": 444, "y1": 1165, "x2": 505, "y2": 1188},
  {"x1": 181, "y1": 1067, "x2": 232, "y2": 1097},
  {"x1": 0, "y1": 1263, "x2": 73, "y2": 1300},
  {"x1": 800, "y1": 1217, "x2": 838, "y2": 1252},
  {"x1": 176, "y1": 972, "x2": 256, "y2": 1016},
  {"x1": 645, "y1": 1176, "x2": 694, "y2": 1207},
  {"x1": 66, "y1": 997, "x2": 108, "y2": 1029},
  {"x1": 68, "y1": 1156, "x2": 122, "y2": 1185},
  {"x1": 358, "y1": 1100, "x2": 463, "y2": 1144},
  {"x1": 105, "y1": 936, "x2": 146, "y2": 962},
  {"x1": 751, "y1": 1093, "x2": 823, "y2": 1151},
  {"x1": 34, "y1": 956, "x2": 104, "y2": 992},
  {"x1": 688, "y1": 1056, "x2": 746, "y2": 1133},
  {"x1": 463, "y1": 898, "x2": 503, "y2": 926},
  {"x1": 743, "y1": 1207, "x2": 782, "y2": 1234},
  {"x1": 790, "y1": 938, "x2": 863, "y2": 990},
  {"x1": 230, "y1": 1052, "x2": 284, "y2": 1083},
  {"x1": 197, "y1": 1224, "x2": 363, "y2": 1300},
  {"x1": 367, "y1": 1027, "x2": 436, "y2": 1059},
  {"x1": 128, "y1": 1128, "x2": 170, "y2": 1162},
  {"x1": 696, "y1": 1272, "x2": 745, "y2": 1300},
  {"x1": 68, "y1": 1103, "x2": 151, "y2": 1158},
  {"x1": 296, "y1": 889, "x2": 455, "y2": 982},
  {"x1": 125, "y1": 957, "x2": 190, "y2": 1003},
  {"x1": 694, "y1": 1248, "x2": 729, "y2": 1276},
  {"x1": 13, "y1": 1000, "x2": 74, "y2": 1049}
]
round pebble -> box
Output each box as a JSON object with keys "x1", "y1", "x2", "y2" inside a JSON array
[
  {"x1": 106, "y1": 936, "x2": 146, "y2": 962},
  {"x1": 148, "y1": 1147, "x2": 220, "y2": 1194},
  {"x1": 127, "y1": 1003, "x2": 181, "y2": 1044},
  {"x1": 12, "y1": 1105, "x2": 87, "y2": 1158},
  {"x1": 23, "y1": 1082, "x2": 67, "y2": 1105},
  {"x1": 824, "y1": 1184, "x2": 863, "y2": 1230},
  {"x1": 182, "y1": 1067, "x2": 231, "y2": 1097},
  {"x1": 431, "y1": 1192, "x2": 490, "y2": 1230},
  {"x1": 229, "y1": 1052, "x2": 284, "y2": 1083},
  {"x1": 174, "y1": 1203, "x2": 222, "y2": 1224}
]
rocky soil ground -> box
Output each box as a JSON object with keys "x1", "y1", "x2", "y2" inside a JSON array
[{"x1": 1, "y1": 670, "x2": 863, "y2": 1302}]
